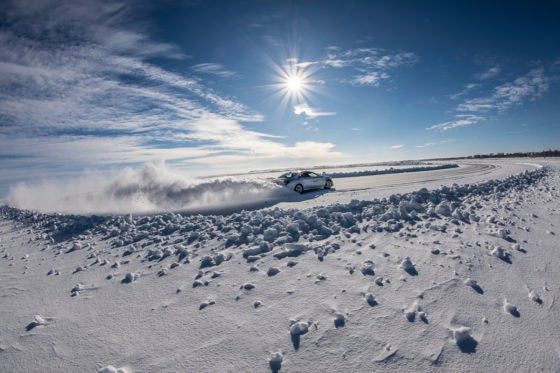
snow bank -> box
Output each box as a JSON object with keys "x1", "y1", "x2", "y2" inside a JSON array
[{"x1": 327, "y1": 163, "x2": 458, "y2": 178}]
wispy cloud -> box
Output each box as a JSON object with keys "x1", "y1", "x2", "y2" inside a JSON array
[
  {"x1": 477, "y1": 66, "x2": 501, "y2": 80},
  {"x1": 431, "y1": 67, "x2": 550, "y2": 131},
  {"x1": 458, "y1": 67, "x2": 549, "y2": 113},
  {"x1": 293, "y1": 104, "x2": 336, "y2": 118},
  {"x1": 321, "y1": 47, "x2": 417, "y2": 87},
  {"x1": 192, "y1": 63, "x2": 237, "y2": 78},
  {"x1": 415, "y1": 140, "x2": 456, "y2": 148},
  {"x1": 351, "y1": 72, "x2": 390, "y2": 87},
  {"x1": 449, "y1": 83, "x2": 481, "y2": 100},
  {"x1": 389, "y1": 144, "x2": 403, "y2": 149},
  {"x1": 427, "y1": 115, "x2": 485, "y2": 131}
]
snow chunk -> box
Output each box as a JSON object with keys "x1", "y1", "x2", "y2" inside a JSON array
[
  {"x1": 490, "y1": 246, "x2": 510, "y2": 262},
  {"x1": 453, "y1": 327, "x2": 472, "y2": 343},
  {"x1": 360, "y1": 260, "x2": 375, "y2": 276},
  {"x1": 464, "y1": 278, "x2": 483, "y2": 294},
  {"x1": 365, "y1": 293, "x2": 378, "y2": 307},
  {"x1": 269, "y1": 351, "x2": 283, "y2": 371},
  {"x1": 400, "y1": 256, "x2": 417, "y2": 275},
  {"x1": 334, "y1": 312, "x2": 346, "y2": 328},
  {"x1": 503, "y1": 300, "x2": 520, "y2": 317},
  {"x1": 528, "y1": 290, "x2": 542, "y2": 304},
  {"x1": 122, "y1": 272, "x2": 138, "y2": 284},
  {"x1": 290, "y1": 321, "x2": 309, "y2": 336},
  {"x1": 267, "y1": 267, "x2": 280, "y2": 277},
  {"x1": 452, "y1": 326, "x2": 478, "y2": 353},
  {"x1": 26, "y1": 314, "x2": 48, "y2": 331}
]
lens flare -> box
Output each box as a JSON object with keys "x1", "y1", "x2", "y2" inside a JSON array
[{"x1": 286, "y1": 75, "x2": 303, "y2": 92}]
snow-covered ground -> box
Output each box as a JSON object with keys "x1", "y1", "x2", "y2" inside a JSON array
[{"x1": 1, "y1": 158, "x2": 559, "y2": 372}]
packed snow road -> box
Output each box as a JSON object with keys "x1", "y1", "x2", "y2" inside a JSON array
[
  {"x1": 333, "y1": 163, "x2": 497, "y2": 192},
  {"x1": 275, "y1": 160, "x2": 540, "y2": 210}
]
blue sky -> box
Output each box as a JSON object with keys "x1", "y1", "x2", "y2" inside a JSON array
[{"x1": 1, "y1": 0, "x2": 559, "y2": 196}]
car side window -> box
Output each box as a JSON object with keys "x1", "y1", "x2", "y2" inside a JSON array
[{"x1": 308, "y1": 172, "x2": 319, "y2": 177}]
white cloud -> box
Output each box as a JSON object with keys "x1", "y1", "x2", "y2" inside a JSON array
[
  {"x1": 192, "y1": 63, "x2": 236, "y2": 78},
  {"x1": 293, "y1": 104, "x2": 336, "y2": 118},
  {"x1": 457, "y1": 68, "x2": 549, "y2": 113},
  {"x1": 351, "y1": 72, "x2": 390, "y2": 87},
  {"x1": 322, "y1": 47, "x2": 417, "y2": 87},
  {"x1": 286, "y1": 59, "x2": 317, "y2": 69},
  {"x1": 449, "y1": 83, "x2": 481, "y2": 100},
  {"x1": 389, "y1": 144, "x2": 403, "y2": 149},
  {"x1": 432, "y1": 67, "x2": 550, "y2": 131},
  {"x1": 415, "y1": 140, "x2": 456, "y2": 148},
  {"x1": 477, "y1": 66, "x2": 501, "y2": 80},
  {"x1": 427, "y1": 115, "x2": 485, "y2": 131}
]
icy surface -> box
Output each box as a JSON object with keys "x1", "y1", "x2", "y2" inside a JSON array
[{"x1": 1, "y1": 158, "x2": 559, "y2": 372}]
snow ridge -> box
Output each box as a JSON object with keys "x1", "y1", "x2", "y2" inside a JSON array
[
  {"x1": 0, "y1": 167, "x2": 548, "y2": 251},
  {"x1": 327, "y1": 163, "x2": 458, "y2": 178}
]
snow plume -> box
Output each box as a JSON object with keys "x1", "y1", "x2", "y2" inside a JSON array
[{"x1": 6, "y1": 162, "x2": 280, "y2": 215}]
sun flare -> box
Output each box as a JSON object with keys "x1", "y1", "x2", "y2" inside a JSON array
[
  {"x1": 267, "y1": 56, "x2": 322, "y2": 109},
  {"x1": 286, "y1": 75, "x2": 303, "y2": 92}
]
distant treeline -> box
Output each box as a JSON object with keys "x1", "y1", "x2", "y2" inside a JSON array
[{"x1": 427, "y1": 149, "x2": 560, "y2": 161}]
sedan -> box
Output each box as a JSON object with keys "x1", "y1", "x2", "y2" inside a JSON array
[{"x1": 274, "y1": 171, "x2": 334, "y2": 193}]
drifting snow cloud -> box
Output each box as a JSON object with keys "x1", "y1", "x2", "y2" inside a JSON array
[
  {"x1": 389, "y1": 144, "x2": 404, "y2": 149},
  {"x1": 6, "y1": 162, "x2": 284, "y2": 215}
]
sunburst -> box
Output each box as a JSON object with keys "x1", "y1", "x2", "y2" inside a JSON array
[{"x1": 266, "y1": 57, "x2": 321, "y2": 111}]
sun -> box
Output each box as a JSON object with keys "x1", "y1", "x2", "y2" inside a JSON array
[
  {"x1": 286, "y1": 75, "x2": 303, "y2": 92},
  {"x1": 266, "y1": 56, "x2": 323, "y2": 110}
]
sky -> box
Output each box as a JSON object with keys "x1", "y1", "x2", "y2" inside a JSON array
[{"x1": 1, "y1": 0, "x2": 559, "y2": 197}]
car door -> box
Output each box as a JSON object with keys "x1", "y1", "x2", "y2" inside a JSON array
[
  {"x1": 299, "y1": 172, "x2": 312, "y2": 188},
  {"x1": 307, "y1": 172, "x2": 323, "y2": 188}
]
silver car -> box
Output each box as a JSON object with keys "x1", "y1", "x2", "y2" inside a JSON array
[{"x1": 274, "y1": 171, "x2": 334, "y2": 193}]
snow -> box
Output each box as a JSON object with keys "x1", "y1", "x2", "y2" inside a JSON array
[{"x1": 1, "y1": 158, "x2": 560, "y2": 372}]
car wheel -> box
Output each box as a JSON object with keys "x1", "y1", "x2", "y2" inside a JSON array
[
  {"x1": 324, "y1": 180, "x2": 333, "y2": 189},
  {"x1": 294, "y1": 184, "x2": 304, "y2": 194}
]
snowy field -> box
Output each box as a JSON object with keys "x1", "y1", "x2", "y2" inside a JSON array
[{"x1": 1, "y1": 158, "x2": 559, "y2": 372}]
